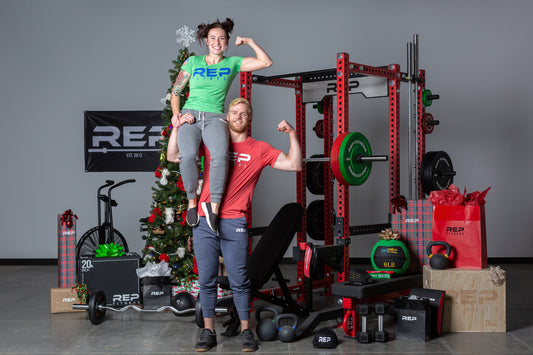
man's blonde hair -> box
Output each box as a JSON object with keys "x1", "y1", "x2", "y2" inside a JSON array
[{"x1": 228, "y1": 97, "x2": 253, "y2": 119}]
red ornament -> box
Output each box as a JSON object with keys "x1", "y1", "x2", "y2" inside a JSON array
[
  {"x1": 177, "y1": 176, "x2": 185, "y2": 191},
  {"x1": 159, "y1": 253, "x2": 169, "y2": 262},
  {"x1": 181, "y1": 211, "x2": 187, "y2": 226},
  {"x1": 155, "y1": 167, "x2": 162, "y2": 178},
  {"x1": 192, "y1": 257, "x2": 198, "y2": 274}
]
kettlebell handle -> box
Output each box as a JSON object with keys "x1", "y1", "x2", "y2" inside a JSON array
[
  {"x1": 426, "y1": 241, "x2": 451, "y2": 258},
  {"x1": 276, "y1": 313, "x2": 298, "y2": 330},
  {"x1": 255, "y1": 306, "x2": 279, "y2": 322}
]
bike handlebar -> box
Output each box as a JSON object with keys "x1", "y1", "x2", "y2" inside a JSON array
[
  {"x1": 97, "y1": 180, "x2": 115, "y2": 196},
  {"x1": 108, "y1": 179, "x2": 136, "y2": 195}
]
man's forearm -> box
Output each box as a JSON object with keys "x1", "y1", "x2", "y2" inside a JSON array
[{"x1": 167, "y1": 127, "x2": 180, "y2": 163}]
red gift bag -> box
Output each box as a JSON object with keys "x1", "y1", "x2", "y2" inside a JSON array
[{"x1": 431, "y1": 205, "x2": 487, "y2": 269}]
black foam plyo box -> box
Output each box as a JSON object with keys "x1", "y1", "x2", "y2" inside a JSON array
[{"x1": 78, "y1": 252, "x2": 141, "y2": 306}]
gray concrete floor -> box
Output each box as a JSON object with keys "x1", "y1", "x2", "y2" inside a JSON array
[{"x1": 1, "y1": 263, "x2": 532, "y2": 354}]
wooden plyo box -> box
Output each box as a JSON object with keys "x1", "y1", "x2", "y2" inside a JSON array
[{"x1": 423, "y1": 266, "x2": 506, "y2": 332}]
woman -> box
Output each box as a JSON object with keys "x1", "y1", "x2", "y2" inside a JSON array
[{"x1": 170, "y1": 18, "x2": 272, "y2": 233}]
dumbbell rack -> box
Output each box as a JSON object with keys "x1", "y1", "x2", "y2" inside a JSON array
[{"x1": 239, "y1": 50, "x2": 431, "y2": 302}]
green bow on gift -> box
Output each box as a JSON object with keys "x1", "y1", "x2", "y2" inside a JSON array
[{"x1": 95, "y1": 243, "x2": 125, "y2": 257}]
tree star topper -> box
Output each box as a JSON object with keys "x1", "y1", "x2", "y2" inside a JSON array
[{"x1": 176, "y1": 25, "x2": 195, "y2": 47}]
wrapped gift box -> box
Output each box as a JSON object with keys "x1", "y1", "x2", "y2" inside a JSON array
[{"x1": 50, "y1": 288, "x2": 85, "y2": 314}]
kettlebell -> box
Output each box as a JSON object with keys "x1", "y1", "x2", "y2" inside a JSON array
[
  {"x1": 276, "y1": 313, "x2": 299, "y2": 343},
  {"x1": 255, "y1": 307, "x2": 279, "y2": 341},
  {"x1": 427, "y1": 241, "x2": 452, "y2": 270}
]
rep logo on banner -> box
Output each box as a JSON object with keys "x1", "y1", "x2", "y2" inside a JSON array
[{"x1": 84, "y1": 111, "x2": 164, "y2": 172}]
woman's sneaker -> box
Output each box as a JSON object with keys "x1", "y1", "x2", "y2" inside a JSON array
[
  {"x1": 240, "y1": 329, "x2": 258, "y2": 352},
  {"x1": 186, "y1": 207, "x2": 199, "y2": 227},
  {"x1": 195, "y1": 328, "x2": 217, "y2": 352},
  {"x1": 201, "y1": 202, "x2": 219, "y2": 232}
]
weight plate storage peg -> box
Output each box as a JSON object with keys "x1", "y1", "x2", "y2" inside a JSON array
[
  {"x1": 88, "y1": 289, "x2": 107, "y2": 325},
  {"x1": 306, "y1": 154, "x2": 325, "y2": 195},
  {"x1": 420, "y1": 151, "x2": 455, "y2": 195},
  {"x1": 421, "y1": 113, "x2": 439, "y2": 134},
  {"x1": 422, "y1": 89, "x2": 440, "y2": 107},
  {"x1": 331, "y1": 132, "x2": 373, "y2": 185},
  {"x1": 313, "y1": 120, "x2": 324, "y2": 139}
]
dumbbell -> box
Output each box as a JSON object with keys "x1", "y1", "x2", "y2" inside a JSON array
[
  {"x1": 356, "y1": 303, "x2": 374, "y2": 343},
  {"x1": 374, "y1": 302, "x2": 390, "y2": 342}
]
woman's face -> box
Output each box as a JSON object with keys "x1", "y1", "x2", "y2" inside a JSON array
[{"x1": 205, "y1": 27, "x2": 228, "y2": 56}]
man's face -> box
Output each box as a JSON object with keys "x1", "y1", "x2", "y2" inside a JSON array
[{"x1": 227, "y1": 103, "x2": 251, "y2": 133}]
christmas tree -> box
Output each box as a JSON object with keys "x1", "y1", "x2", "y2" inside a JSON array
[{"x1": 141, "y1": 26, "x2": 197, "y2": 285}]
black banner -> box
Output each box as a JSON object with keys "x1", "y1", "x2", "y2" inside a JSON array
[{"x1": 84, "y1": 111, "x2": 164, "y2": 172}]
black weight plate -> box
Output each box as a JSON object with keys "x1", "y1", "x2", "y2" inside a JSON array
[
  {"x1": 420, "y1": 151, "x2": 437, "y2": 195},
  {"x1": 420, "y1": 151, "x2": 454, "y2": 195},
  {"x1": 306, "y1": 154, "x2": 325, "y2": 195},
  {"x1": 307, "y1": 200, "x2": 325, "y2": 241},
  {"x1": 195, "y1": 294, "x2": 204, "y2": 328},
  {"x1": 171, "y1": 292, "x2": 195, "y2": 316},
  {"x1": 88, "y1": 289, "x2": 106, "y2": 325}
]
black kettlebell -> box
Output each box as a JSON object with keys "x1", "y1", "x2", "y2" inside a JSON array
[
  {"x1": 255, "y1": 307, "x2": 279, "y2": 341},
  {"x1": 276, "y1": 313, "x2": 298, "y2": 343},
  {"x1": 427, "y1": 241, "x2": 452, "y2": 270}
]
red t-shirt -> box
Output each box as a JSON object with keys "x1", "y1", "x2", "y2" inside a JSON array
[{"x1": 198, "y1": 137, "x2": 282, "y2": 219}]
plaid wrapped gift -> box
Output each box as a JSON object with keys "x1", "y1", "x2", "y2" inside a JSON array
[
  {"x1": 390, "y1": 200, "x2": 432, "y2": 274},
  {"x1": 58, "y1": 210, "x2": 77, "y2": 288}
]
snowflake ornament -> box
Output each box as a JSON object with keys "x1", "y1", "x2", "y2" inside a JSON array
[{"x1": 176, "y1": 25, "x2": 195, "y2": 47}]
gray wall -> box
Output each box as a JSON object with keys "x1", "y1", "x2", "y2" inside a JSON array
[{"x1": 1, "y1": 0, "x2": 531, "y2": 259}]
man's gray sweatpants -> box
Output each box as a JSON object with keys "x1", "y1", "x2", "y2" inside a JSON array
[{"x1": 193, "y1": 216, "x2": 251, "y2": 320}]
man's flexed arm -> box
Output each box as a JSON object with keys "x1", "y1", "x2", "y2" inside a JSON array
[{"x1": 273, "y1": 120, "x2": 302, "y2": 172}]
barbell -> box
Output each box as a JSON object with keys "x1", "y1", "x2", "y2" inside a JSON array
[
  {"x1": 304, "y1": 132, "x2": 388, "y2": 186},
  {"x1": 73, "y1": 289, "x2": 206, "y2": 325}
]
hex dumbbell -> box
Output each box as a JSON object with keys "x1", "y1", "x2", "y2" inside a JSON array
[
  {"x1": 373, "y1": 302, "x2": 390, "y2": 342},
  {"x1": 356, "y1": 303, "x2": 374, "y2": 343}
]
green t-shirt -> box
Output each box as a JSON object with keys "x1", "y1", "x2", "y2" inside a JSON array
[{"x1": 182, "y1": 55, "x2": 243, "y2": 114}]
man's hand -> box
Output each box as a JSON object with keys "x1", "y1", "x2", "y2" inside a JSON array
[
  {"x1": 278, "y1": 120, "x2": 295, "y2": 134},
  {"x1": 171, "y1": 112, "x2": 195, "y2": 128}
]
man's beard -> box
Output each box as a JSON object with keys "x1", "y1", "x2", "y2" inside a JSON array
[{"x1": 229, "y1": 120, "x2": 249, "y2": 133}]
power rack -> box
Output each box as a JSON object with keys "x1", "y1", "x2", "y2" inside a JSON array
[{"x1": 240, "y1": 51, "x2": 433, "y2": 303}]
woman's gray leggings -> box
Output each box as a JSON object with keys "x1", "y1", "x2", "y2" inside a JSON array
[{"x1": 177, "y1": 109, "x2": 229, "y2": 203}]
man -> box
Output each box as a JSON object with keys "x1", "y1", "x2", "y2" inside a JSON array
[{"x1": 167, "y1": 97, "x2": 302, "y2": 352}]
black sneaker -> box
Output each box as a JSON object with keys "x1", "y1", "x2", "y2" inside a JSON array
[
  {"x1": 201, "y1": 202, "x2": 219, "y2": 232},
  {"x1": 195, "y1": 328, "x2": 217, "y2": 352},
  {"x1": 186, "y1": 207, "x2": 199, "y2": 227},
  {"x1": 240, "y1": 329, "x2": 258, "y2": 352}
]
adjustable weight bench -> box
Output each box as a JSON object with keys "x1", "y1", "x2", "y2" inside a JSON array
[{"x1": 216, "y1": 202, "x2": 306, "y2": 315}]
